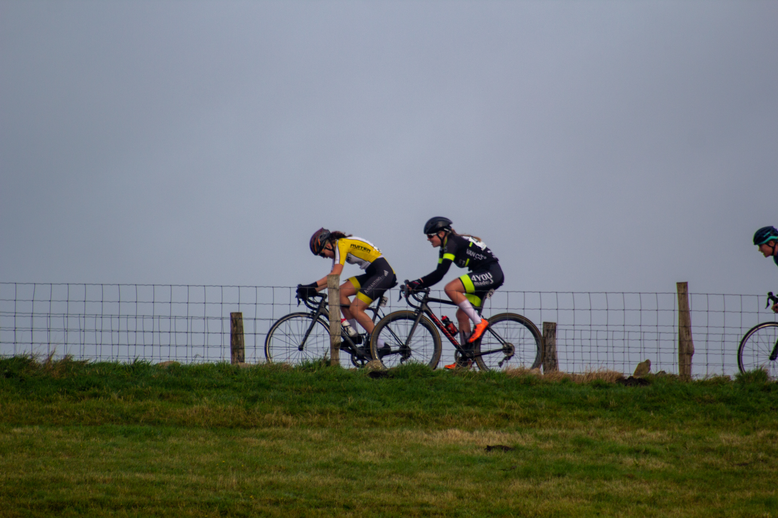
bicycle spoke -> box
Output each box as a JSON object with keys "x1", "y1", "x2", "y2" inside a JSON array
[
  {"x1": 265, "y1": 313, "x2": 362, "y2": 368},
  {"x1": 474, "y1": 313, "x2": 541, "y2": 371},
  {"x1": 371, "y1": 311, "x2": 441, "y2": 369}
]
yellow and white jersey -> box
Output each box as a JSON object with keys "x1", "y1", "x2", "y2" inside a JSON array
[{"x1": 332, "y1": 236, "x2": 384, "y2": 270}]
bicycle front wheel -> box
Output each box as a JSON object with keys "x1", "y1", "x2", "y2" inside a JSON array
[
  {"x1": 264, "y1": 313, "x2": 332, "y2": 366},
  {"x1": 370, "y1": 310, "x2": 442, "y2": 369},
  {"x1": 474, "y1": 313, "x2": 541, "y2": 371},
  {"x1": 738, "y1": 322, "x2": 778, "y2": 379}
]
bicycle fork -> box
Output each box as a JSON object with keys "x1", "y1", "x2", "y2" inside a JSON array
[{"x1": 298, "y1": 308, "x2": 327, "y2": 352}]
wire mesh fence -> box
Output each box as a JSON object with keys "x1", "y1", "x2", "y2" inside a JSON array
[{"x1": 1, "y1": 282, "x2": 776, "y2": 377}]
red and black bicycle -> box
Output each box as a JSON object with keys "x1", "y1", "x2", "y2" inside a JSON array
[{"x1": 370, "y1": 282, "x2": 541, "y2": 371}]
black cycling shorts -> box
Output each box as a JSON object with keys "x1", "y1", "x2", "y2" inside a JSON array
[
  {"x1": 458, "y1": 261, "x2": 504, "y2": 307},
  {"x1": 348, "y1": 257, "x2": 397, "y2": 304}
]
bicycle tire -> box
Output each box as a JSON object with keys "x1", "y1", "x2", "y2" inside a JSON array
[
  {"x1": 264, "y1": 313, "x2": 334, "y2": 366},
  {"x1": 737, "y1": 321, "x2": 778, "y2": 379},
  {"x1": 370, "y1": 310, "x2": 442, "y2": 369},
  {"x1": 473, "y1": 313, "x2": 541, "y2": 371}
]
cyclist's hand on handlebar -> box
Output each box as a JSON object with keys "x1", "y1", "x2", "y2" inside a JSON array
[
  {"x1": 406, "y1": 279, "x2": 423, "y2": 292},
  {"x1": 766, "y1": 292, "x2": 778, "y2": 313},
  {"x1": 296, "y1": 283, "x2": 318, "y2": 300}
]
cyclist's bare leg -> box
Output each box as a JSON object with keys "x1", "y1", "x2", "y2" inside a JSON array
[
  {"x1": 339, "y1": 280, "x2": 375, "y2": 334},
  {"x1": 339, "y1": 279, "x2": 357, "y2": 322},
  {"x1": 456, "y1": 308, "x2": 472, "y2": 337},
  {"x1": 445, "y1": 278, "x2": 481, "y2": 332},
  {"x1": 444, "y1": 278, "x2": 467, "y2": 305},
  {"x1": 348, "y1": 298, "x2": 375, "y2": 334},
  {"x1": 445, "y1": 279, "x2": 469, "y2": 331}
]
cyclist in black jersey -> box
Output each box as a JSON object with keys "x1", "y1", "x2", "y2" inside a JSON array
[
  {"x1": 754, "y1": 226, "x2": 778, "y2": 313},
  {"x1": 407, "y1": 217, "x2": 504, "y2": 357},
  {"x1": 298, "y1": 228, "x2": 397, "y2": 352}
]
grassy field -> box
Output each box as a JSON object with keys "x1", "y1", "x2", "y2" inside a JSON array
[{"x1": 1, "y1": 356, "x2": 777, "y2": 517}]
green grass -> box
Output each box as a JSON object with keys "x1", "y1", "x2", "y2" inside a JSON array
[{"x1": 1, "y1": 356, "x2": 777, "y2": 517}]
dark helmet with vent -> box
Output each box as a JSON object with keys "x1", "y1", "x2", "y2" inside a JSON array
[
  {"x1": 309, "y1": 228, "x2": 331, "y2": 255},
  {"x1": 753, "y1": 226, "x2": 778, "y2": 246},
  {"x1": 423, "y1": 217, "x2": 453, "y2": 235}
]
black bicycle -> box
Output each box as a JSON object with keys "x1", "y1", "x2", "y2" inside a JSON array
[
  {"x1": 370, "y1": 283, "x2": 542, "y2": 371},
  {"x1": 264, "y1": 292, "x2": 388, "y2": 368},
  {"x1": 737, "y1": 291, "x2": 778, "y2": 379}
]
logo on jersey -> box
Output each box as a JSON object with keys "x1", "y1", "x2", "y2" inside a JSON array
[
  {"x1": 466, "y1": 248, "x2": 489, "y2": 262},
  {"x1": 350, "y1": 244, "x2": 373, "y2": 253}
]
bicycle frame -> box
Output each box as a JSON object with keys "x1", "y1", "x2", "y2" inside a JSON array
[
  {"x1": 296, "y1": 292, "x2": 386, "y2": 358},
  {"x1": 401, "y1": 287, "x2": 508, "y2": 362}
]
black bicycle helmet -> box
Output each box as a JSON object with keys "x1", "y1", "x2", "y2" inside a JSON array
[
  {"x1": 423, "y1": 217, "x2": 453, "y2": 235},
  {"x1": 309, "y1": 228, "x2": 331, "y2": 255},
  {"x1": 753, "y1": 226, "x2": 778, "y2": 246}
]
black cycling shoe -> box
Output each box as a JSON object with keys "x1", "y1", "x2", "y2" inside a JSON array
[{"x1": 445, "y1": 358, "x2": 473, "y2": 370}]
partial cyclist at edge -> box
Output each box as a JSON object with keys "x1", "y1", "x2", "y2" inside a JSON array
[
  {"x1": 298, "y1": 228, "x2": 397, "y2": 356},
  {"x1": 754, "y1": 225, "x2": 778, "y2": 313},
  {"x1": 407, "y1": 217, "x2": 504, "y2": 368}
]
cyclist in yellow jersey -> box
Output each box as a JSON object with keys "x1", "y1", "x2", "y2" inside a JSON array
[{"x1": 298, "y1": 228, "x2": 397, "y2": 353}]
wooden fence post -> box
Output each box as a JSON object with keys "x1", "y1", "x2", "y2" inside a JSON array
[
  {"x1": 327, "y1": 274, "x2": 341, "y2": 366},
  {"x1": 230, "y1": 312, "x2": 245, "y2": 365},
  {"x1": 676, "y1": 282, "x2": 694, "y2": 380},
  {"x1": 542, "y1": 322, "x2": 558, "y2": 373}
]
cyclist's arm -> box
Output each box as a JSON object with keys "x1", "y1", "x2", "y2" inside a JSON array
[
  {"x1": 417, "y1": 256, "x2": 453, "y2": 287},
  {"x1": 314, "y1": 262, "x2": 344, "y2": 290}
]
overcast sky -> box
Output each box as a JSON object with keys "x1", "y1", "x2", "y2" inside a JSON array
[{"x1": 2, "y1": 0, "x2": 776, "y2": 296}]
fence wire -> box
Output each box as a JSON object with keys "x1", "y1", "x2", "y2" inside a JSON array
[{"x1": 1, "y1": 282, "x2": 775, "y2": 377}]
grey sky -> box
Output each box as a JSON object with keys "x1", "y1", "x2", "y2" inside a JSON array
[{"x1": 2, "y1": 0, "x2": 776, "y2": 295}]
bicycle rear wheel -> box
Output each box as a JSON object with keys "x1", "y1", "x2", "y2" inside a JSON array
[
  {"x1": 738, "y1": 322, "x2": 778, "y2": 380},
  {"x1": 265, "y1": 313, "x2": 333, "y2": 366},
  {"x1": 370, "y1": 310, "x2": 442, "y2": 369},
  {"x1": 474, "y1": 313, "x2": 541, "y2": 371}
]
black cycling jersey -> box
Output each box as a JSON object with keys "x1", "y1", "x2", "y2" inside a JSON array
[{"x1": 419, "y1": 234, "x2": 499, "y2": 288}]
